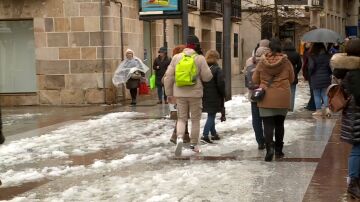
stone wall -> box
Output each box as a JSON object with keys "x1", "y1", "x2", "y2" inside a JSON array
[{"x1": 0, "y1": 0, "x2": 122, "y2": 106}]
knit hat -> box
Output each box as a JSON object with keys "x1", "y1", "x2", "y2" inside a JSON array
[
  {"x1": 158, "y1": 47, "x2": 167, "y2": 53},
  {"x1": 187, "y1": 35, "x2": 200, "y2": 46}
]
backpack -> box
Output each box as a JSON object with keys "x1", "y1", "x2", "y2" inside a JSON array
[
  {"x1": 245, "y1": 63, "x2": 256, "y2": 89},
  {"x1": 175, "y1": 53, "x2": 198, "y2": 87},
  {"x1": 327, "y1": 84, "x2": 349, "y2": 112}
]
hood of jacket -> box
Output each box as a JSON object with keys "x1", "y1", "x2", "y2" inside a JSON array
[
  {"x1": 259, "y1": 53, "x2": 289, "y2": 76},
  {"x1": 330, "y1": 53, "x2": 360, "y2": 70}
]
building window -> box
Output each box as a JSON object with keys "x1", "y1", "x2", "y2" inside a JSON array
[
  {"x1": 216, "y1": 31, "x2": 222, "y2": 58},
  {"x1": 189, "y1": 26, "x2": 195, "y2": 36},
  {"x1": 234, "y1": 33, "x2": 239, "y2": 58},
  {"x1": 0, "y1": 20, "x2": 36, "y2": 93},
  {"x1": 174, "y1": 25, "x2": 183, "y2": 45}
]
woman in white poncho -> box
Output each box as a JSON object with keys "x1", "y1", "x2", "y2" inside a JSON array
[{"x1": 112, "y1": 49, "x2": 149, "y2": 105}]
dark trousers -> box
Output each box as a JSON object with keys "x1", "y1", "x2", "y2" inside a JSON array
[
  {"x1": 262, "y1": 115, "x2": 285, "y2": 146},
  {"x1": 306, "y1": 78, "x2": 316, "y2": 111},
  {"x1": 251, "y1": 102, "x2": 265, "y2": 145},
  {"x1": 130, "y1": 88, "x2": 137, "y2": 100},
  {"x1": 156, "y1": 84, "x2": 167, "y2": 101}
]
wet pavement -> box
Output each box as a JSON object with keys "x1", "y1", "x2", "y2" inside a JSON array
[{"x1": 0, "y1": 75, "x2": 354, "y2": 201}]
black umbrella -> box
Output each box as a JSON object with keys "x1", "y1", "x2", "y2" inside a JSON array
[{"x1": 302, "y1": 28, "x2": 344, "y2": 43}]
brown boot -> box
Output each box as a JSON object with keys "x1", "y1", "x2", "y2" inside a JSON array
[
  {"x1": 170, "y1": 132, "x2": 177, "y2": 144},
  {"x1": 348, "y1": 178, "x2": 360, "y2": 199},
  {"x1": 183, "y1": 132, "x2": 190, "y2": 143}
]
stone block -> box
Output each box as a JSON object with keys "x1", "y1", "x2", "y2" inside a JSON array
[
  {"x1": 81, "y1": 47, "x2": 97, "y2": 60},
  {"x1": 36, "y1": 48, "x2": 59, "y2": 60},
  {"x1": 60, "y1": 89, "x2": 85, "y2": 104},
  {"x1": 70, "y1": 60, "x2": 111, "y2": 73},
  {"x1": 39, "y1": 90, "x2": 61, "y2": 105},
  {"x1": 97, "y1": 47, "x2": 120, "y2": 59},
  {"x1": 36, "y1": 60, "x2": 70, "y2": 75},
  {"x1": 64, "y1": 0, "x2": 80, "y2": 16},
  {"x1": 34, "y1": 17, "x2": 45, "y2": 32},
  {"x1": 103, "y1": 17, "x2": 114, "y2": 31},
  {"x1": 0, "y1": 95, "x2": 39, "y2": 106},
  {"x1": 45, "y1": 18, "x2": 54, "y2": 32},
  {"x1": 38, "y1": 75, "x2": 65, "y2": 90},
  {"x1": 34, "y1": 32, "x2": 47, "y2": 48},
  {"x1": 85, "y1": 89, "x2": 104, "y2": 104},
  {"x1": 59, "y1": 48, "x2": 81, "y2": 60},
  {"x1": 47, "y1": 33, "x2": 68, "y2": 47},
  {"x1": 80, "y1": 3, "x2": 100, "y2": 16},
  {"x1": 89, "y1": 32, "x2": 113, "y2": 46},
  {"x1": 71, "y1": 17, "x2": 85, "y2": 32},
  {"x1": 46, "y1": 0, "x2": 64, "y2": 17},
  {"x1": 54, "y1": 18, "x2": 70, "y2": 32},
  {"x1": 84, "y1": 16, "x2": 100, "y2": 31},
  {"x1": 69, "y1": 32, "x2": 89, "y2": 46},
  {"x1": 96, "y1": 73, "x2": 113, "y2": 88},
  {"x1": 65, "y1": 74, "x2": 98, "y2": 89}
]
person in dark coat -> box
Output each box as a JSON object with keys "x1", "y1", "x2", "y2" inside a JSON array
[
  {"x1": 0, "y1": 106, "x2": 4, "y2": 186},
  {"x1": 201, "y1": 50, "x2": 225, "y2": 144},
  {"x1": 331, "y1": 39, "x2": 360, "y2": 199},
  {"x1": 308, "y1": 43, "x2": 332, "y2": 116},
  {"x1": 302, "y1": 43, "x2": 316, "y2": 111},
  {"x1": 282, "y1": 39, "x2": 302, "y2": 111},
  {"x1": 153, "y1": 47, "x2": 171, "y2": 104}
]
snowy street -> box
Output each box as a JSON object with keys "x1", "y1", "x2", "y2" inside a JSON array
[{"x1": 0, "y1": 81, "x2": 338, "y2": 202}]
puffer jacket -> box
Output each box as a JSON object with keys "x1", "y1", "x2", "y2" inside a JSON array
[
  {"x1": 309, "y1": 53, "x2": 332, "y2": 89},
  {"x1": 164, "y1": 48, "x2": 213, "y2": 98},
  {"x1": 202, "y1": 64, "x2": 225, "y2": 113},
  {"x1": 331, "y1": 53, "x2": 360, "y2": 144},
  {"x1": 330, "y1": 53, "x2": 360, "y2": 144},
  {"x1": 283, "y1": 48, "x2": 302, "y2": 84},
  {"x1": 252, "y1": 53, "x2": 295, "y2": 109}
]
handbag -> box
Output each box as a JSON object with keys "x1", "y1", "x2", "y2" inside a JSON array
[
  {"x1": 327, "y1": 84, "x2": 349, "y2": 112},
  {"x1": 139, "y1": 82, "x2": 149, "y2": 95},
  {"x1": 251, "y1": 76, "x2": 275, "y2": 102}
]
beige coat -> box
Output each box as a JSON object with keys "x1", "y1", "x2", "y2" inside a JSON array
[
  {"x1": 252, "y1": 53, "x2": 295, "y2": 109},
  {"x1": 164, "y1": 48, "x2": 213, "y2": 98}
]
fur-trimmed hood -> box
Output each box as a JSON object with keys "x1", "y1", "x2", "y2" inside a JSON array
[
  {"x1": 330, "y1": 53, "x2": 360, "y2": 70},
  {"x1": 259, "y1": 53, "x2": 290, "y2": 76}
]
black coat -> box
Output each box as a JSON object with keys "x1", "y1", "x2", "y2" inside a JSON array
[
  {"x1": 0, "y1": 106, "x2": 4, "y2": 144},
  {"x1": 309, "y1": 53, "x2": 332, "y2": 89},
  {"x1": 332, "y1": 53, "x2": 360, "y2": 144},
  {"x1": 153, "y1": 56, "x2": 171, "y2": 86},
  {"x1": 283, "y1": 48, "x2": 302, "y2": 84},
  {"x1": 202, "y1": 65, "x2": 225, "y2": 114}
]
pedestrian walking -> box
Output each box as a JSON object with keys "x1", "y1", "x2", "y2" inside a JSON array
[
  {"x1": 164, "y1": 35, "x2": 213, "y2": 156},
  {"x1": 169, "y1": 44, "x2": 190, "y2": 145},
  {"x1": 245, "y1": 39, "x2": 270, "y2": 150},
  {"x1": 302, "y1": 43, "x2": 316, "y2": 111},
  {"x1": 331, "y1": 39, "x2": 360, "y2": 199},
  {"x1": 201, "y1": 50, "x2": 225, "y2": 144},
  {"x1": 112, "y1": 49, "x2": 149, "y2": 106},
  {"x1": 153, "y1": 47, "x2": 171, "y2": 104},
  {"x1": 252, "y1": 38, "x2": 295, "y2": 162},
  {"x1": 282, "y1": 39, "x2": 302, "y2": 111},
  {"x1": 308, "y1": 43, "x2": 332, "y2": 117}
]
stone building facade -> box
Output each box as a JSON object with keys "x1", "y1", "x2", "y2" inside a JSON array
[{"x1": 0, "y1": 0, "x2": 244, "y2": 106}]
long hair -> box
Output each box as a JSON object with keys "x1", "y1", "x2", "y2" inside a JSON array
[
  {"x1": 310, "y1": 43, "x2": 327, "y2": 56},
  {"x1": 282, "y1": 38, "x2": 295, "y2": 51},
  {"x1": 345, "y1": 39, "x2": 360, "y2": 57}
]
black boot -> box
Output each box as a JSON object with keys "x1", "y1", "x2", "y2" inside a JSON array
[
  {"x1": 275, "y1": 142, "x2": 284, "y2": 158},
  {"x1": 265, "y1": 142, "x2": 274, "y2": 162},
  {"x1": 0, "y1": 132, "x2": 5, "y2": 145},
  {"x1": 348, "y1": 178, "x2": 360, "y2": 199},
  {"x1": 130, "y1": 99, "x2": 136, "y2": 106}
]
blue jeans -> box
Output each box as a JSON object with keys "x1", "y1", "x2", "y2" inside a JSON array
[
  {"x1": 349, "y1": 144, "x2": 360, "y2": 178},
  {"x1": 251, "y1": 102, "x2": 265, "y2": 145},
  {"x1": 156, "y1": 84, "x2": 166, "y2": 101},
  {"x1": 290, "y1": 84, "x2": 296, "y2": 112},
  {"x1": 203, "y1": 113, "x2": 217, "y2": 137},
  {"x1": 313, "y1": 88, "x2": 328, "y2": 110}
]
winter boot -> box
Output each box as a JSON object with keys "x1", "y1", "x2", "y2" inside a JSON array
[
  {"x1": 190, "y1": 144, "x2": 200, "y2": 153},
  {"x1": 211, "y1": 134, "x2": 221, "y2": 141},
  {"x1": 201, "y1": 136, "x2": 214, "y2": 144},
  {"x1": 275, "y1": 142, "x2": 284, "y2": 158},
  {"x1": 0, "y1": 132, "x2": 5, "y2": 145},
  {"x1": 183, "y1": 132, "x2": 190, "y2": 143},
  {"x1": 170, "y1": 132, "x2": 177, "y2": 144},
  {"x1": 265, "y1": 142, "x2": 275, "y2": 162},
  {"x1": 348, "y1": 178, "x2": 360, "y2": 199},
  {"x1": 258, "y1": 143, "x2": 265, "y2": 150},
  {"x1": 130, "y1": 99, "x2": 136, "y2": 106}
]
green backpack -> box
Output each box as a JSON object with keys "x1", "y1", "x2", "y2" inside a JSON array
[{"x1": 175, "y1": 53, "x2": 198, "y2": 87}]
